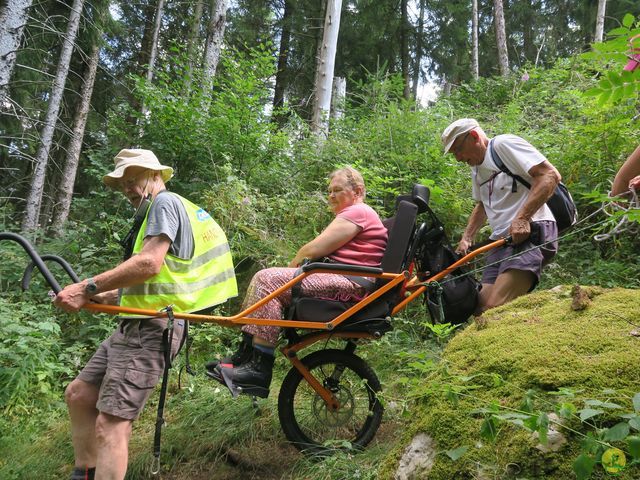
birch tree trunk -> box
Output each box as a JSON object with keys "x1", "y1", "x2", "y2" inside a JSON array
[
  {"x1": 472, "y1": 0, "x2": 479, "y2": 80},
  {"x1": 311, "y1": 0, "x2": 342, "y2": 137},
  {"x1": 22, "y1": 0, "x2": 84, "y2": 233},
  {"x1": 493, "y1": 0, "x2": 509, "y2": 76},
  {"x1": 0, "y1": 0, "x2": 33, "y2": 102},
  {"x1": 49, "y1": 43, "x2": 99, "y2": 236},
  {"x1": 146, "y1": 0, "x2": 165, "y2": 83},
  {"x1": 203, "y1": 0, "x2": 228, "y2": 82},
  {"x1": 594, "y1": 0, "x2": 607, "y2": 43},
  {"x1": 330, "y1": 76, "x2": 345, "y2": 120},
  {"x1": 411, "y1": 0, "x2": 425, "y2": 98},
  {"x1": 400, "y1": 0, "x2": 410, "y2": 100}
]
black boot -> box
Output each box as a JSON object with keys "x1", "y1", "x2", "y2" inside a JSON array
[
  {"x1": 205, "y1": 332, "x2": 253, "y2": 373},
  {"x1": 220, "y1": 347, "x2": 275, "y2": 398}
]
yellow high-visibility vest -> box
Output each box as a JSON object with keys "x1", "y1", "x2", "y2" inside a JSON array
[{"x1": 120, "y1": 193, "x2": 237, "y2": 314}]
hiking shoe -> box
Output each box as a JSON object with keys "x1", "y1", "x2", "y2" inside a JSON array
[
  {"x1": 205, "y1": 332, "x2": 253, "y2": 372},
  {"x1": 218, "y1": 348, "x2": 275, "y2": 398}
]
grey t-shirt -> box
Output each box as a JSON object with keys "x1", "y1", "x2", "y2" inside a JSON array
[{"x1": 144, "y1": 191, "x2": 194, "y2": 260}]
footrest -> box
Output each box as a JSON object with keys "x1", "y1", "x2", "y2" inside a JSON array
[{"x1": 206, "y1": 368, "x2": 270, "y2": 399}]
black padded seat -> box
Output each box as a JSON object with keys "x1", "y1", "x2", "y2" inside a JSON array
[
  {"x1": 293, "y1": 296, "x2": 390, "y2": 323},
  {"x1": 291, "y1": 199, "x2": 419, "y2": 324}
]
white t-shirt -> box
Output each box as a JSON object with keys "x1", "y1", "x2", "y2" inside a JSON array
[{"x1": 472, "y1": 134, "x2": 555, "y2": 239}]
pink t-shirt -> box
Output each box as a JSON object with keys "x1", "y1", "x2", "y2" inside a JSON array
[{"x1": 328, "y1": 203, "x2": 388, "y2": 267}]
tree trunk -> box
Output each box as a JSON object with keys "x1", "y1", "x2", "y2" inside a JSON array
[
  {"x1": 311, "y1": 0, "x2": 342, "y2": 137},
  {"x1": 471, "y1": 0, "x2": 479, "y2": 80},
  {"x1": 146, "y1": 0, "x2": 165, "y2": 83},
  {"x1": 203, "y1": 0, "x2": 228, "y2": 82},
  {"x1": 49, "y1": 43, "x2": 99, "y2": 237},
  {"x1": 137, "y1": 0, "x2": 157, "y2": 75},
  {"x1": 0, "y1": 0, "x2": 33, "y2": 102},
  {"x1": 185, "y1": 0, "x2": 205, "y2": 89},
  {"x1": 411, "y1": 0, "x2": 425, "y2": 98},
  {"x1": 330, "y1": 76, "x2": 345, "y2": 120},
  {"x1": 400, "y1": 0, "x2": 410, "y2": 100},
  {"x1": 22, "y1": 0, "x2": 84, "y2": 233},
  {"x1": 521, "y1": 0, "x2": 536, "y2": 62},
  {"x1": 139, "y1": 0, "x2": 164, "y2": 128},
  {"x1": 594, "y1": 0, "x2": 607, "y2": 43},
  {"x1": 272, "y1": 0, "x2": 293, "y2": 121},
  {"x1": 493, "y1": 0, "x2": 509, "y2": 76}
]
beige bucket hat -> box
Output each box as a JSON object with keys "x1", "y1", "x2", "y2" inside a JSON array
[{"x1": 103, "y1": 149, "x2": 174, "y2": 188}]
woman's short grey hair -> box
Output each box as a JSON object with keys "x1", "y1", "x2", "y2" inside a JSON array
[{"x1": 329, "y1": 166, "x2": 366, "y2": 198}]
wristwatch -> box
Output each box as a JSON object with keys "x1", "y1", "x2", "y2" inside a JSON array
[{"x1": 84, "y1": 277, "x2": 98, "y2": 295}]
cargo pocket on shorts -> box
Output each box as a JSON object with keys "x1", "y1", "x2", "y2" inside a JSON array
[{"x1": 120, "y1": 367, "x2": 162, "y2": 419}]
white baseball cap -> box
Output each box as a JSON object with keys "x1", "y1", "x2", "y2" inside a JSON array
[{"x1": 441, "y1": 118, "x2": 480, "y2": 153}]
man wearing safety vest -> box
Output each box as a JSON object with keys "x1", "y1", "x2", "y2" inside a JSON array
[{"x1": 54, "y1": 149, "x2": 237, "y2": 480}]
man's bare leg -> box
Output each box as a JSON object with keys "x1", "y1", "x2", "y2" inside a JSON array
[
  {"x1": 94, "y1": 413, "x2": 133, "y2": 480},
  {"x1": 65, "y1": 379, "x2": 99, "y2": 469},
  {"x1": 477, "y1": 269, "x2": 535, "y2": 314}
]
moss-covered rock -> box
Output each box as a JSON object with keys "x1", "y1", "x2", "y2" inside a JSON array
[{"x1": 381, "y1": 287, "x2": 640, "y2": 479}]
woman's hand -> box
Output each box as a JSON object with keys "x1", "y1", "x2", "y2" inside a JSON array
[{"x1": 288, "y1": 258, "x2": 301, "y2": 268}]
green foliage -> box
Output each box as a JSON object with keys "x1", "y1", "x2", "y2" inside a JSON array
[
  {"x1": 107, "y1": 44, "x2": 290, "y2": 192},
  {"x1": 581, "y1": 14, "x2": 640, "y2": 105},
  {"x1": 479, "y1": 389, "x2": 640, "y2": 479},
  {"x1": 422, "y1": 321, "x2": 461, "y2": 344},
  {"x1": 0, "y1": 290, "x2": 112, "y2": 416}
]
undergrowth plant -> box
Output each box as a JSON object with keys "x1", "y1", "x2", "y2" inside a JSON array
[
  {"x1": 472, "y1": 388, "x2": 640, "y2": 479},
  {"x1": 421, "y1": 321, "x2": 461, "y2": 345}
]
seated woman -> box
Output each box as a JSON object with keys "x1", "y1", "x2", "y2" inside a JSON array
[{"x1": 206, "y1": 167, "x2": 388, "y2": 397}]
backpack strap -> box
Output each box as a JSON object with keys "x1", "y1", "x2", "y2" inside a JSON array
[{"x1": 488, "y1": 139, "x2": 532, "y2": 192}]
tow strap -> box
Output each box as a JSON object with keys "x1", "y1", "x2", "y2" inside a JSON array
[{"x1": 152, "y1": 306, "x2": 175, "y2": 476}]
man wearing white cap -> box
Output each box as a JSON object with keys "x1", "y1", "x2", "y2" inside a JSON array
[
  {"x1": 441, "y1": 119, "x2": 561, "y2": 314},
  {"x1": 54, "y1": 149, "x2": 237, "y2": 480}
]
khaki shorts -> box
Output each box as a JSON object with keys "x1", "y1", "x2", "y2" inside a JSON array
[{"x1": 77, "y1": 317, "x2": 184, "y2": 420}]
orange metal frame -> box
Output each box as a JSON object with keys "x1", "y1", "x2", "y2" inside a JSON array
[{"x1": 81, "y1": 238, "x2": 507, "y2": 407}]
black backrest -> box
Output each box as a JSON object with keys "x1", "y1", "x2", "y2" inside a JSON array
[
  {"x1": 394, "y1": 184, "x2": 430, "y2": 214},
  {"x1": 375, "y1": 200, "x2": 418, "y2": 288}
]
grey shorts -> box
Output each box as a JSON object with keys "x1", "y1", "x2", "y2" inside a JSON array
[
  {"x1": 77, "y1": 317, "x2": 184, "y2": 420},
  {"x1": 482, "y1": 221, "x2": 558, "y2": 290}
]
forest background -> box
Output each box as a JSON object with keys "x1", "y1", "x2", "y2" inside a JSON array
[{"x1": 1, "y1": 0, "x2": 640, "y2": 478}]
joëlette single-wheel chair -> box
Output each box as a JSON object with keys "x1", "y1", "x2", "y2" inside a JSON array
[{"x1": 0, "y1": 184, "x2": 508, "y2": 455}]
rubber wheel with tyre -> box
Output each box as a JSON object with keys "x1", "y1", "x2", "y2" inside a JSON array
[{"x1": 277, "y1": 349, "x2": 383, "y2": 455}]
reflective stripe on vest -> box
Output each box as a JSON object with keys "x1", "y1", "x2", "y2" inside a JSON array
[{"x1": 120, "y1": 193, "x2": 237, "y2": 314}]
